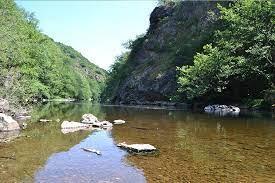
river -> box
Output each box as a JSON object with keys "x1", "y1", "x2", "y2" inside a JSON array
[{"x1": 0, "y1": 102, "x2": 274, "y2": 182}]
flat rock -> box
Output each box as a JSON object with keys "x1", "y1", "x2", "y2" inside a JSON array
[
  {"x1": 0, "y1": 113, "x2": 20, "y2": 131},
  {"x1": 117, "y1": 142, "x2": 157, "y2": 153},
  {"x1": 113, "y1": 119, "x2": 126, "y2": 125},
  {"x1": 39, "y1": 119, "x2": 52, "y2": 122}
]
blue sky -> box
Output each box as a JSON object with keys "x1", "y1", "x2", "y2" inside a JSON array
[{"x1": 16, "y1": 1, "x2": 158, "y2": 70}]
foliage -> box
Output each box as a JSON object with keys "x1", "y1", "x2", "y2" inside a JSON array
[
  {"x1": 0, "y1": 0, "x2": 106, "y2": 107},
  {"x1": 101, "y1": 52, "x2": 130, "y2": 102},
  {"x1": 178, "y1": 0, "x2": 274, "y2": 105}
]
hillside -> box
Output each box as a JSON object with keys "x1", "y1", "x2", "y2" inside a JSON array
[
  {"x1": 0, "y1": 0, "x2": 106, "y2": 112},
  {"x1": 103, "y1": 1, "x2": 222, "y2": 104},
  {"x1": 103, "y1": 0, "x2": 274, "y2": 109}
]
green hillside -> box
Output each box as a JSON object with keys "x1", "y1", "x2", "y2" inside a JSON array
[{"x1": 0, "y1": 0, "x2": 106, "y2": 110}]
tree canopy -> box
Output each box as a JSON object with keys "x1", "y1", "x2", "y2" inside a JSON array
[{"x1": 178, "y1": 0, "x2": 274, "y2": 107}]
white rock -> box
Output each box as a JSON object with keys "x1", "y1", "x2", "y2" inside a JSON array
[
  {"x1": 113, "y1": 119, "x2": 126, "y2": 125},
  {"x1": 39, "y1": 119, "x2": 52, "y2": 122},
  {"x1": 61, "y1": 121, "x2": 90, "y2": 129},
  {"x1": 117, "y1": 142, "x2": 157, "y2": 153},
  {"x1": 81, "y1": 114, "x2": 98, "y2": 124},
  {"x1": 0, "y1": 113, "x2": 20, "y2": 131}
]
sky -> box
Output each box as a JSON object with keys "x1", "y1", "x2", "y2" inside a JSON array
[{"x1": 15, "y1": 1, "x2": 158, "y2": 70}]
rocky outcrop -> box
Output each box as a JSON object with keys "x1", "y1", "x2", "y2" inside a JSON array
[
  {"x1": 109, "y1": 1, "x2": 222, "y2": 105},
  {"x1": 0, "y1": 113, "x2": 20, "y2": 131}
]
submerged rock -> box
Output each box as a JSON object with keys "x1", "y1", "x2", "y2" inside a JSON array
[
  {"x1": 113, "y1": 119, "x2": 126, "y2": 125},
  {"x1": 0, "y1": 113, "x2": 20, "y2": 131},
  {"x1": 61, "y1": 121, "x2": 90, "y2": 129},
  {"x1": 81, "y1": 147, "x2": 101, "y2": 155},
  {"x1": 0, "y1": 130, "x2": 20, "y2": 143},
  {"x1": 61, "y1": 127, "x2": 91, "y2": 134},
  {"x1": 81, "y1": 113, "x2": 98, "y2": 124},
  {"x1": 117, "y1": 142, "x2": 157, "y2": 153}
]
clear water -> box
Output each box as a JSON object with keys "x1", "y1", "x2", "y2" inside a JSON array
[{"x1": 0, "y1": 102, "x2": 274, "y2": 182}]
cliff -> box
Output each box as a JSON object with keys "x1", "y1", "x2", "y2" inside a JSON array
[{"x1": 105, "y1": 1, "x2": 222, "y2": 104}]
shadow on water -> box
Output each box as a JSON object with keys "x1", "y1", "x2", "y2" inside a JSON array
[{"x1": 0, "y1": 103, "x2": 274, "y2": 182}]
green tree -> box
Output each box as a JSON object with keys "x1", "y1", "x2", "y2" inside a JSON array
[{"x1": 178, "y1": 0, "x2": 274, "y2": 105}]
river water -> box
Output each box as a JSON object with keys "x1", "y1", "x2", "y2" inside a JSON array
[{"x1": 0, "y1": 102, "x2": 274, "y2": 182}]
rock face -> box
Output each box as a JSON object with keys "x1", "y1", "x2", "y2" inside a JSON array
[
  {"x1": 108, "y1": 1, "x2": 222, "y2": 105},
  {"x1": 117, "y1": 142, "x2": 157, "y2": 153},
  {"x1": 0, "y1": 113, "x2": 20, "y2": 131}
]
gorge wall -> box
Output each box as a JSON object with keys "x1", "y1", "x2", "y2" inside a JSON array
[{"x1": 106, "y1": 1, "x2": 222, "y2": 105}]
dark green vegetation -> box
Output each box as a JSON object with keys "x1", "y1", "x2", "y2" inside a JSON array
[
  {"x1": 178, "y1": 0, "x2": 275, "y2": 108},
  {"x1": 0, "y1": 0, "x2": 106, "y2": 110},
  {"x1": 103, "y1": 0, "x2": 274, "y2": 109}
]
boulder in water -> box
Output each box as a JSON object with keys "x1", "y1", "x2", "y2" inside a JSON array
[
  {"x1": 81, "y1": 114, "x2": 98, "y2": 124},
  {"x1": 117, "y1": 142, "x2": 157, "y2": 153},
  {"x1": 204, "y1": 104, "x2": 240, "y2": 115},
  {"x1": 0, "y1": 113, "x2": 20, "y2": 131},
  {"x1": 113, "y1": 119, "x2": 126, "y2": 125}
]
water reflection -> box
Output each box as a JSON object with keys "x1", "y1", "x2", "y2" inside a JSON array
[
  {"x1": 35, "y1": 130, "x2": 145, "y2": 183},
  {"x1": 0, "y1": 103, "x2": 274, "y2": 182}
]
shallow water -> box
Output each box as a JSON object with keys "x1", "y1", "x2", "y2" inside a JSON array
[{"x1": 0, "y1": 102, "x2": 274, "y2": 182}]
